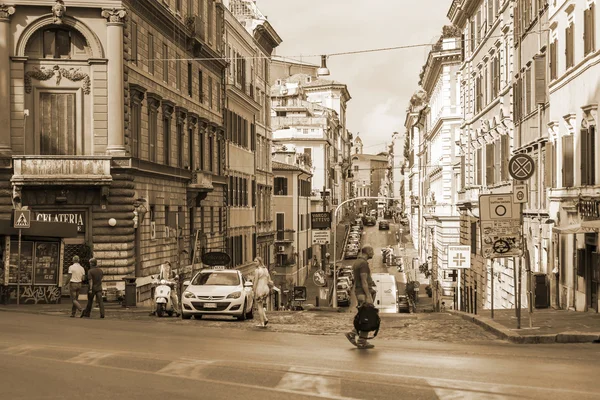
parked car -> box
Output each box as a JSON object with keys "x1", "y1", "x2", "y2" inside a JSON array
[
  {"x1": 353, "y1": 218, "x2": 364, "y2": 228},
  {"x1": 378, "y1": 220, "x2": 390, "y2": 230},
  {"x1": 397, "y1": 295, "x2": 410, "y2": 313},
  {"x1": 337, "y1": 289, "x2": 350, "y2": 306},
  {"x1": 181, "y1": 269, "x2": 254, "y2": 321},
  {"x1": 339, "y1": 268, "x2": 354, "y2": 281},
  {"x1": 345, "y1": 247, "x2": 359, "y2": 259}
]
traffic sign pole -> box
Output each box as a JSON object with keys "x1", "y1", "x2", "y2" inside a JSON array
[
  {"x1": 491, "y1": 263, "x2": 494, "y2": 319},
  {"x1": 17, "y1": 228, "x2": 21, "y2": 306}
]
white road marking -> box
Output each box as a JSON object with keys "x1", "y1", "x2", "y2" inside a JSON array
[
  {"x1": 427, "y1": 379, "x2": 513, "y2": 400},
  {"x1": 1, "y1": 344, "x2": 42, "y2": 355},
  {"x1": 276, "y1": 366, "x2": 342, "y2": 397},
  {"x1": 68, "y1": 351, "x2": 113, "y2": 366},
  {"x1": 157, "y1": 358, "x2": 213, "y2": 380}
]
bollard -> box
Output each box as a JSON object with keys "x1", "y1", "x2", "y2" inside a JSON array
[{"x1": 316, "y1": 296, "x2": 319, "y2": 307}]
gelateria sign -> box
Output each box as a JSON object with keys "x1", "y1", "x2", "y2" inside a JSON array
[{"x1": 33, "y1": 211, "x2": 86, "y2": 233}]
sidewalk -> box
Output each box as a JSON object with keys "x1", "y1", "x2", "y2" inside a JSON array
[
  {"x1": 450, "y1": 308, "x2": 600, "y2": 344},
  {"x1": 0, "y1": 301, "x2": 152, "y2": 317}
]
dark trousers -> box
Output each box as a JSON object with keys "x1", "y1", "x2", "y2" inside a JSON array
[{"x1": 83, "y1": 290, "x2": 104, "y2": 317}]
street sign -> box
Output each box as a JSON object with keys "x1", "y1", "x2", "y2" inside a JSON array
[
  {"x1": 513, "y1": 183, "x2": 528, "y2": 204},
  {"x1": 313, "y1": 269, "x2": 326, "y2": 287},
  {"x1": 446, "y1": 245, "x2": 471, "y2": 269},
  {"x1": 508, "y1": 154, "x2": 535, "y2": 181},
  {"x1": 13, "y1": 209, "x2": 31, "y2": 229},
  {"x1": 311, "y1": 212, "x2": 331, "y2": 230},
  {"x1": 201, "y1": 252, "x2": 231, "y2": 266},
  {"x1": 479, "y1": 194, "x2": 523, "y2": 259},
  {"x1": 312, "y1": 230, "x2": 331, "y2": 245}
]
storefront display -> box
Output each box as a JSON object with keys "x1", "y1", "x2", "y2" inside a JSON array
[
  {"x1": 9, "y1": 241, "x2": 34, "y2": 285},
  {"x1": 8, "y1": 240, "x2": 59, "y2": 285},
  {"x1": 34, "y1": 242, "x2": 59, "y2": 285}
]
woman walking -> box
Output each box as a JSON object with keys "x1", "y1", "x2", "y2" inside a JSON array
[{"x1": 253, "y1": 257, "x2": 273, "y2": 327}]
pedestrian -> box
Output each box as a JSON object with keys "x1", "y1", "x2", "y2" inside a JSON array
[
  {"x1": 149, "y1": 261, "x2": 180, "y2": 317},
  {"x1": 253, "y1": 257, "x2": 273, "y2": 327},
  {"x1": 67, "y1": 256, "x2": 86, "y2": 317},
  {"x1": 345, "y1": 246, "x2": 377, "y2": 349},
  {"x1": 81, "y1": 258, "x2": 104, "y2": 318}
]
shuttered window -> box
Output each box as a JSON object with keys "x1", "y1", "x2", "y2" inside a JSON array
[
  {"x1": 500, "y1": 134, "x2": 509, "y2": 181},
  {"x1": 460, "y1": 155, "x2": 466, "y2": 190},
  {"x1": 581, "y1": 126, "x2": 596, "y2": 186},
  {"x1": 476, "y1": 147, "x2": 483, "y2": 185},
  {"x1": 549, "y1": 40, "x2": 558, "y2": 80},
  {"x1": 470, "y1": 221, "x2": 478, "y2": 255},
  {"x1": 525, "y1": 68, "x2": 532, "y2": 115},
  {"x1": 494, "y1": 139, "x2": 501, "y2": 183},
  {"x1": 486, "y1": 143, "x2": 495, "y2": 186},
  {"x1": 544, "y1": 142, "x2": 555, "y2": 189},
  {"x1": 584, "y1": 4, "x2": 596, "y2": 56},
  {"x1": 565, "y1": 23, "x2": 575, "y2": 69},
  {"x1": 40, "y1": 93, "x2": 76, "y2": 155},
  {"x1": 534, "y1": 54, "x2": 547, "y2": 105},
  {"x1": 562, "y1": 135, "x2": 574, "y2": 187}
]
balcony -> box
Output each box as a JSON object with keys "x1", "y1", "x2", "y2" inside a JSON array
[
  {"x1": 275, "y1": 230, "x2": 295, "y2": 242},
  {"x1": 11, "y1": 156, "x2": 112, "y2": 186},
  {"x1": 188, "y1": 170, "x2": 213, "y2": 192}
]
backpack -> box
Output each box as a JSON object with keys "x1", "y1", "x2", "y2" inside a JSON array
[{"x1": 353, "y1": 304, "x2": 381, "y2": 338}]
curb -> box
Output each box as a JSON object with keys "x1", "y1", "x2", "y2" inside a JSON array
[
  {"x1": 448, "y1": 310, "x2": 600, "y2": 344},
  {"x1": 0, "y1": 305, "x2": 152, "y2": 315}
]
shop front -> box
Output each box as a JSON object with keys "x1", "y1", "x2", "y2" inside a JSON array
[{"x1": 0, "y1": 218, "x2": 78, "y2": 304}]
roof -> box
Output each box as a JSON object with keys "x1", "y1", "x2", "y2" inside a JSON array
[
  {"x1": 351, "y1": 153, "x2": 388, "y2": 163},
  {"x1": 272, "y1": 161, "x2": 312, "y2": 174}
]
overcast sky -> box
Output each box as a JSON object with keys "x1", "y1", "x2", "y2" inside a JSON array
[{"x1": 258, "y1": 0, "x2": 451, "y2": 154}]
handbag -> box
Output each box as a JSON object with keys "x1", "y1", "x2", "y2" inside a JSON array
[{"x1": 353, "y1": 303, "x2": 381, "y2": 339}]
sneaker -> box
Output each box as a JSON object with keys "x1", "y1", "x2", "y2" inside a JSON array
[
  {"x1": 344, "y1": 332, "x2": 357, "y2": 346},
  {"x1": 356, "y1": 341, "x2": 374, "y2": 349}
]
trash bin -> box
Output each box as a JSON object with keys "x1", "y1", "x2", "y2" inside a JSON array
[{"x1": 122, "y1": 277, "x2": 137, "y2": 307}]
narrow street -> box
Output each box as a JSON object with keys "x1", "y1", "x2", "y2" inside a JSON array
[{"x1": 2, "y1": 312, "x2": 599, "y2": 400}]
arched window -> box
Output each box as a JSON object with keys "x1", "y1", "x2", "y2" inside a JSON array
[{"x1": 25, "y1": 26, "x2": 91, "y2": 59}]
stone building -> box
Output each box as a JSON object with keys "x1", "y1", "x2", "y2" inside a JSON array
[
  {"x1": 350, "y1": 140, "x2": 389, "y2": 215},
  {"x1": 223, "y1": 0, "x2": 280, "y2": 275},
  {"x1": 0, "y1": 0, "x2": 227, "y2": 303},
  {"x1": 547, "y1": 0, "x2": 600, "y2": 313}
]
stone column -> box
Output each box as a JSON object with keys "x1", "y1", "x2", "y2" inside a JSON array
[
  {"x1": 102, "y1": 8, "x2": 127, "y2": 156},
  {"x1": 0, "y1": 5, "x2": 15, "y2": 157}
]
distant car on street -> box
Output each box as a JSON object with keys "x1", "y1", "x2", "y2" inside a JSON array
[
  {"x1": 364, "y1": 216, "x2": 376, "y2": 226},
  {"x1": 337, "y1": 289, "x2": 350, "y2": 306},
  {"x1": 345, "y1": 247, "x2": 359, "y2": 259},
  {"x1": 379, "y1": 220, "x2": 390, "y2": 230}
]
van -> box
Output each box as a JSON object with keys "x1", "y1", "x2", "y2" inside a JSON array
[{"x1": 371, "y1": 273, "x2": 398, "y2": 313}]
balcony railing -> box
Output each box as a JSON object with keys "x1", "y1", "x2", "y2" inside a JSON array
[
  {"x1": 12, "y1": 156, "x2": 112, "y2": 186},
  {"x1": 275, "y1": 230, "x2": 295, "y2": 242}
]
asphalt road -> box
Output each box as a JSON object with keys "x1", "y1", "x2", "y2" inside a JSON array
[{"x1": 2, "y1": 311, "x2": 600, "y2": 399}]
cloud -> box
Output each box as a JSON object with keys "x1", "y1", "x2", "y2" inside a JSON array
[{"x1": 359, "y1": 98, "x2": 405, "y2": 152}]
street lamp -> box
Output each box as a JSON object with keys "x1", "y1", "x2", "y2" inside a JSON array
[{"x1": 331, "y1": 196, "x2": 400, "y2": 307}]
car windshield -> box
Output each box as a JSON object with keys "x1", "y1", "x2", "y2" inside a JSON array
[{"x1": 192, "y1": 272, "x2": 240, "y2": 286}]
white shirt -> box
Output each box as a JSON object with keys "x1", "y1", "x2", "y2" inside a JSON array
[
  {"x1": 68, "y1": 262, "x2": 86, "y2": 283},
  {"x1": 159, "y1": 263, "x2": 172, "y2": 280}
]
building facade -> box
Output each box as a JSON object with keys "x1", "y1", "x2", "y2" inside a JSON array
[
  {"x1": 0, "y1": 0, "x2": 228, "y2": 304},
  {"x1": 271, "y1": 149, "x2": 312, "y2": 289},
  {"x1": 548, "y1": 0, "x2": 600, "y2": 312},
  {"x1": 350, "y1": 139, "x2": 389, "y2": 215}
]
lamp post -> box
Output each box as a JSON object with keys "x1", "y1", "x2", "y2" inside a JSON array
[{"x1": 331, "y1": 196, "x2": 400, "y2": 307}]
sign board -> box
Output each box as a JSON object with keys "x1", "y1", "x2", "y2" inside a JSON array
[
  {"x1": 446, "y1": 245, "x2": 471, "y2": 269},
  {"x1": 33, "y1": 211, "x2": 86, "y2": 232},
  {"x1": 13, "y1": 209, "x2": 31, "y2": 229},
  {"x1": 311, "y1": 212, "x2": 331, "y2": 230},
  {"x1": 201, "y1": 252, "x2": 231, "y2": 266},
  {"x1": 512, "y1": 183, "x2": 528, "y2": 204},
  {"x1": 313, "y1": 269, "x2": 326, "y2": 287},
  {"x1": 508, "y1": 154, "x2": 535, "y2": 180},
  {"x1": 479, "y1": 194, "x2": 523, "y2": 259},
  {"x1": 312, "y1": 230, "x2": 331, "y2": 245},
  {"x1": 293, "y1": 286, "x2": 307, "y2": 301}
]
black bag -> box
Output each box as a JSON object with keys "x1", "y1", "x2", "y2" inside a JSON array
[{"x1": 353, "y1": 304, "x2": 381, "y2": 338}]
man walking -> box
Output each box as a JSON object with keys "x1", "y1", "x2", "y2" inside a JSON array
[
  {"x1": 345, "y1": 246, "x2": 376, "y2": 349},
  {"x1": 67, "y1": 256, "x2": 86, "y2": 317},
  {"x1": 81, "y1": 258, "x2": 104, "y2": 318}
]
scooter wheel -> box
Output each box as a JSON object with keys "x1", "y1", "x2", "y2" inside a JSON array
[{"x1": 156, "y1": 304, "x2": 165, "y2": 317}]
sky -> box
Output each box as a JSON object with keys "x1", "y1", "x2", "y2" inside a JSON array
[{"x1": 257, "y1": 0, "x2": 452, "y2": 154}]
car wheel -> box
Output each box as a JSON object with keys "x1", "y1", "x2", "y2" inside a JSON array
[
  {"x1": 237, "y1": 300, "x2": 247, "y2": 321},
  {"x1": 156, "y1": 303, "x2": 165, "y2": 317},
  {"x1": 181, "y1": 312, "x2": 192, "y2": 320},
  {"x1": 193, "y1": 314, "x2": 203, "y2": 320},
  {"x1": 246, "y1": 303, "x2": 254, "y2": 320}
]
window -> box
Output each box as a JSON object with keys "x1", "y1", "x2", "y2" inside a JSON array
[
  {"x1": 303, "y1": 147, "x2": 312, "y2": 165},
  {"x1": 534, "y1": 54, "x2": 547, "y2": 105},
  {"x1": 43, "y1": 28, "x2": 71, "y2": 59},
  {"x1": 187, "y1": 63, "x2": 193, "y2": 97},
  {"x1": 148, "y1": 97, "x2": 159, "y2": 162},
  {"x1": 210, "y1": 207, "x2": 214, "y2": 232},
  {"x1": 207, "y1": 0, "x2": 214, "y2": 44},
  {"x1": 584, "y1": 3, "x2": 596, "y2": 56},
  {"x1": 176, "y1": 0, "x2": 182, "y2": 13},
  {"x1": 485, "y1": 143, "x2": 495, "y2": 186},
  {"x1": 148, "y1": 34, "x2": 155, "y2": 75},
  {"x1": 129, "y1": 86, "x2": 144, "y2": 158},
  {"x1": 500, "y1": 134, "x2": 509, "y2": 181},
  {"x1": 208, "y1": 135, "x2": 213, "y2": 172},
  {"x1": 199, "y1": 128, "x2": 205, "y2": 170},
  {"x1": 549, "y1": 39, "x2": 558, "y2": 80},
  {"x1": 208, "y1": 76, "x2": 213, "y2": 109},
  {"x1": 491, "y1": 56, "x2": 500, "y2": 98},
  {"x1": 188, "y1": 125, "x2": 194, "y2": 171},
  {"x1": 562, "y1": 135, "x2": 574, "y2": 187},
  {"x1": 199, "y1": 70, "x2": 204, "y2": 102},
  {"x1": 565, "y1": 22, "x2": 575, "y2": 69},
  {"x1": 176, "y1": 54, "x2": 181, "y2": 90},
  {"x1": 581, "y1": 126, "x2": 596, "y2": 186},
  {"x1": 39, "y1": 93, "x2": 76, "y2": 155},
  {"x1": 470, "y1": 221, "x2": 478, "y2": 254},
  {"x1": 162, "y1": 43, "x2": 169, "y2": 82},
  {"x1": 470, "y1": 18, "x2": 476, "y2": 53},
  {"x1": 525, "y1": 67, "x2": 532, "y2": 115},
  {"x1": 274, "y1": 177, "x2": 288, "y2": 195},
  {"x1": 476, "y1": 147, "x2": 483, "y2": 185},
  {"x1": 163, "y1": 116, "x2": 171, "y2": 165},
  {"x1": 131, "y1": 21, "x2": 138, "y2": 65},
  {"x1": 177, "y1": 119, "x2": 184, "y2": 168},
  {"x1": 216, "y1": 82, "x2": 221, "y2": 112}
]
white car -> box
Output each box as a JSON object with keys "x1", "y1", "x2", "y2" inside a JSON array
[{"x1": 181, "y1": 269, "x2": 254, "y2": 321}]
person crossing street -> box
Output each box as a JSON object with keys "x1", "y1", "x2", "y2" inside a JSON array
[{"x1": 345, "y1": 246, "x2": 377, "y2": 349}]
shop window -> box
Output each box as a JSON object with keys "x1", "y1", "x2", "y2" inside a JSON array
[{"x1": 9, "y1": 241, "x2": 61, "y2": 286}]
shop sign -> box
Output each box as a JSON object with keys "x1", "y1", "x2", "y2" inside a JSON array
[{"x1": 33, "y1": 211, "x2": 86, "y2": 233}]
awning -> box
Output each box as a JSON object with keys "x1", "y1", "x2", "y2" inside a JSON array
[
  {"x1": 0, "y1": 219, "x2": 78, "y2": 238},
  {"x1": 553, "y1": 222, "x2": 599, "y2": 234}
]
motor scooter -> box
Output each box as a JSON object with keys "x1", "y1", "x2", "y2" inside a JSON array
[{"x1": 152, "y1": 275, "x2": 179, "y2": 317}]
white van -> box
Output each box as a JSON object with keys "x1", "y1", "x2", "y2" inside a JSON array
[{"x1": 372, "y1": 273, "x2": 398, "y2": 313}]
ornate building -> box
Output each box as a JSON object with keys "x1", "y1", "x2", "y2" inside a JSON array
[{"x1": 0, "y1": 0, "x2": 227, "y2": 304}]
